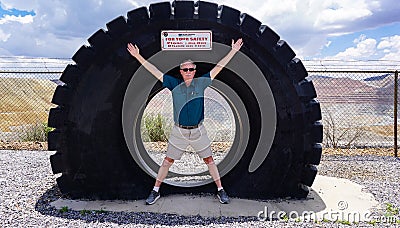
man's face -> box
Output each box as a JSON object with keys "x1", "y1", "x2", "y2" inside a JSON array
[{"x1": 180, "y1": 62, "x2": 196, "y2": 81}]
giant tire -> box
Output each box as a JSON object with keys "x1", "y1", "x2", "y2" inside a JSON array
[{"x1": 48, "y1": 0, "x2": 322, "y2": 200}]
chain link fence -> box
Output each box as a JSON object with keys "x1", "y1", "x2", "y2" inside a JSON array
[
  {"x1": 141, "y1": 87, "x2": 236, "y2": 144},
  {"x1": 0, "y1": 57, "x2": 70, "y2": 141},
  {"x1": 309, "y1": 70, "x2": 397, "y2": 148},
  {"x1": 141, "y1": 87, "x2": 236, "y2": 175},
  {"x1": 0, "y1": 58, "x2": 399, "y2": 156}
]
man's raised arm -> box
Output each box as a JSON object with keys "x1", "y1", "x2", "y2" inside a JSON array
[
  {"x1": 127, "y1": 43, "x2": 164, "y2": 82},
  {"x1": 210, "y1": 38, "x2": 244, "y2": 80}
]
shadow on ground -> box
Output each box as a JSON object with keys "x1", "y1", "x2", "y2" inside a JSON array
[{"x1": 34, "y1": 184, "x2": 327, "y2": 226}]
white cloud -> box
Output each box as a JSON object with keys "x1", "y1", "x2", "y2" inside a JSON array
[
  {"x1": 325, "y1": 41, "x2": 332, "y2": 48},
  {"x1": 354, "y1": 34, "x2": 366, "y2": 44},
  {"x1": 0, "y1": 0, "x2": 399, "y2": 60},
  {"x1": 0, "y1": 0, "x2": 141, "y2": 57},
  {"x1": 378, "y1": 35, "x2": 400, "y2": 50},
  {"x1": 213, "y1": 0, "x2": 400, "y2": 58},
  {"x1": 0, "y1": 29, "x2": 11, "y2": 42},
  {"x1": 328, "y1": 34, "x2": 377, "y2": 60},
  {"x1": 0, "y1": 14, "x2": 34, "y2": 24},
  {"x1": 323, "y1": 34, "x2": 400, "y2": 64},
  {"x1": 0, "y1": 1, "x2": 37, "y2": 12},
  {"x1": 314, "y1": 0, "x2": 372, "y2": 29},
  {"x1": 377, "y1": 35, "x2": 400, "y2": 61}
]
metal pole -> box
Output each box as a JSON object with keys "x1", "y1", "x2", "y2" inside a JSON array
[{"x1": 395, "y1": 70, "x2": 398, "y2": 157}]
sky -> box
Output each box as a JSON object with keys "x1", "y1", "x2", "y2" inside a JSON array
[{"x1": 0, "y1": 0, "x2": 400, "y2": 65}]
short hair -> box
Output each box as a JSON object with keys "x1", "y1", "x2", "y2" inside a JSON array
[{"x1": 180, "y1": 59, "x2": 196, "y2": 69}]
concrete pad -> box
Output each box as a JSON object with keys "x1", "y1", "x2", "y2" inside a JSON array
[
  {"x1": 310, "y1": 175, "x2": 379, "y2": 222},
  {"x1": 158, "y1": 194, "x2": 202, "y2": 216},
  {"x1": 50, "y1": 175, "x2": 379, "y2": 222}
]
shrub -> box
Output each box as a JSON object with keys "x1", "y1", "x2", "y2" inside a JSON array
[
  {"x1": 323, "y1": 110, "x2": 366, "y2": 148},
  {"x1": 19, "y1": 122, "x2": 54, "y2": 142},
  {"x1": 142, "y1": 114, "x2": 169, "y2": 142}
]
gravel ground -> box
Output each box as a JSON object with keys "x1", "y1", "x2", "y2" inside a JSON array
[
  {"x1": 318, "y1": 155, "x2": 400, "y2": 221},
  {"x1": 0, "y1": 150, "x2": 399, "y2": 227}
]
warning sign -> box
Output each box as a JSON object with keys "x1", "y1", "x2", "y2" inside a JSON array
[{"x1": 161, "y1": 30, "x2": 212, "y2": 50}]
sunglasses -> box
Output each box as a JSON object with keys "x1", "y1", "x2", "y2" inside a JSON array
[{"x1": 181, "y1": 68, "x2": 196, "y2": 72}]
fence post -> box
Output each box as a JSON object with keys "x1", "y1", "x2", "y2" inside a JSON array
[{"x1": 395, "y1": 70, "x2": 398, "y2": 157}]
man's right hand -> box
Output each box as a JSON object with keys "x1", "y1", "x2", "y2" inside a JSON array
[
  {"x1": 231, "y1": 38, "x2": 243, "y2": 52},
  {"x1": 126, "y1": 42, "x2": 164, "y2": 82},
  {"x1": 127, "y1": 43, "x2": 140, "y2": 59}
]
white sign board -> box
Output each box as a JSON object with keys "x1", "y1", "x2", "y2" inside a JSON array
[{"x1": 161, "y1": 30, "x2": 212, "y2": 50}]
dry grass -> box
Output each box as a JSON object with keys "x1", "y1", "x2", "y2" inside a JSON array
[
  {"x1": 0, "y1": 78, "x2": 56, "y2": 131},
  {"x1": 0, "y1": 140, "x2": 48, "y2": 150},
  {"x1": 364, "y1": 125, "x2": 396, "y2": 137},
  {"x1": 1, "y1": 140, "x2": 398, "y2": 158},
  {"x1": 323, "y1": 147, "x2": 396, "y2": 156},
  {"x1": 0, "y1": 78, "x2": 398, "y2": 158}
]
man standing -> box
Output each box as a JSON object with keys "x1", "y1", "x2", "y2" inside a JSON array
[{"x1": 127, "y1": 38, "x2": 243, "y2": 205}]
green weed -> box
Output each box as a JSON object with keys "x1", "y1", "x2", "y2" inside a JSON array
[
  {"x1": 19, "y1": 122, "x2": 54, "y2": 142},
  {"x1": 59, "y1": 206, "x2": 69, "y2": 213},
  {"x1": 142, "y1": 114, "x2": 169, "y2": 142}
]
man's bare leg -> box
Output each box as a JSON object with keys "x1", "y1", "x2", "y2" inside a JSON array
[
  {"x1": 146, "y1": 156, "x2": 174, "y2": 205},
  {"x1": 203, "y1": 156, "x2": 221, "y2": 188},
  {"x1": 155, "y1": 156, "x2": 174, "y2": 187},
  {"x1": 203, "y1": 156, "x2": 229, "y2": 203}
]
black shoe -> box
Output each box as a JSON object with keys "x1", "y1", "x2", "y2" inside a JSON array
[
  {"x1": 217, "y1": 189, "x2": 230, "y2": 204},
  {"x1": 145, "y1": 190, "x2": 160, "y2": 205}
]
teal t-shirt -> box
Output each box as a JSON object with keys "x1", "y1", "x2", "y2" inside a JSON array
[{"x1": 163, "y1": 72, "x2": 212, "y2": 126}]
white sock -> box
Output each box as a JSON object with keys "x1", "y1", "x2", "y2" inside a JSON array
[
  {"x1": 217, "y1": 187, "x2": 223, "y2": 191},
  {"x1": 153, "y1": 186, "x2": 160, "y2": 192}
]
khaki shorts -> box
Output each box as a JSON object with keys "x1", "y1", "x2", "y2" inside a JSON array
[{"x1": 166, "y1": 124, "x2": 213, "y2": 160}]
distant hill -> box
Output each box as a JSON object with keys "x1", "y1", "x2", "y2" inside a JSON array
[
  {"x1": 312, "y1": 77, "x2": 394, "y2": 104},
  {"x1": 306, "y1": 75, "x2": 332, "y2": 80},
  {"x1": 364, "y1": 73, "x2": 391, "y2": 81},
  {"x1": 0, "y1": 78, "x2": 56, "y2": 131},
  {"x1": 363, "y1": 73, "x2": 395, "y2": 88},
  {"x1": 0, "y1": 75, "x2": 397, "y2": 132}
]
